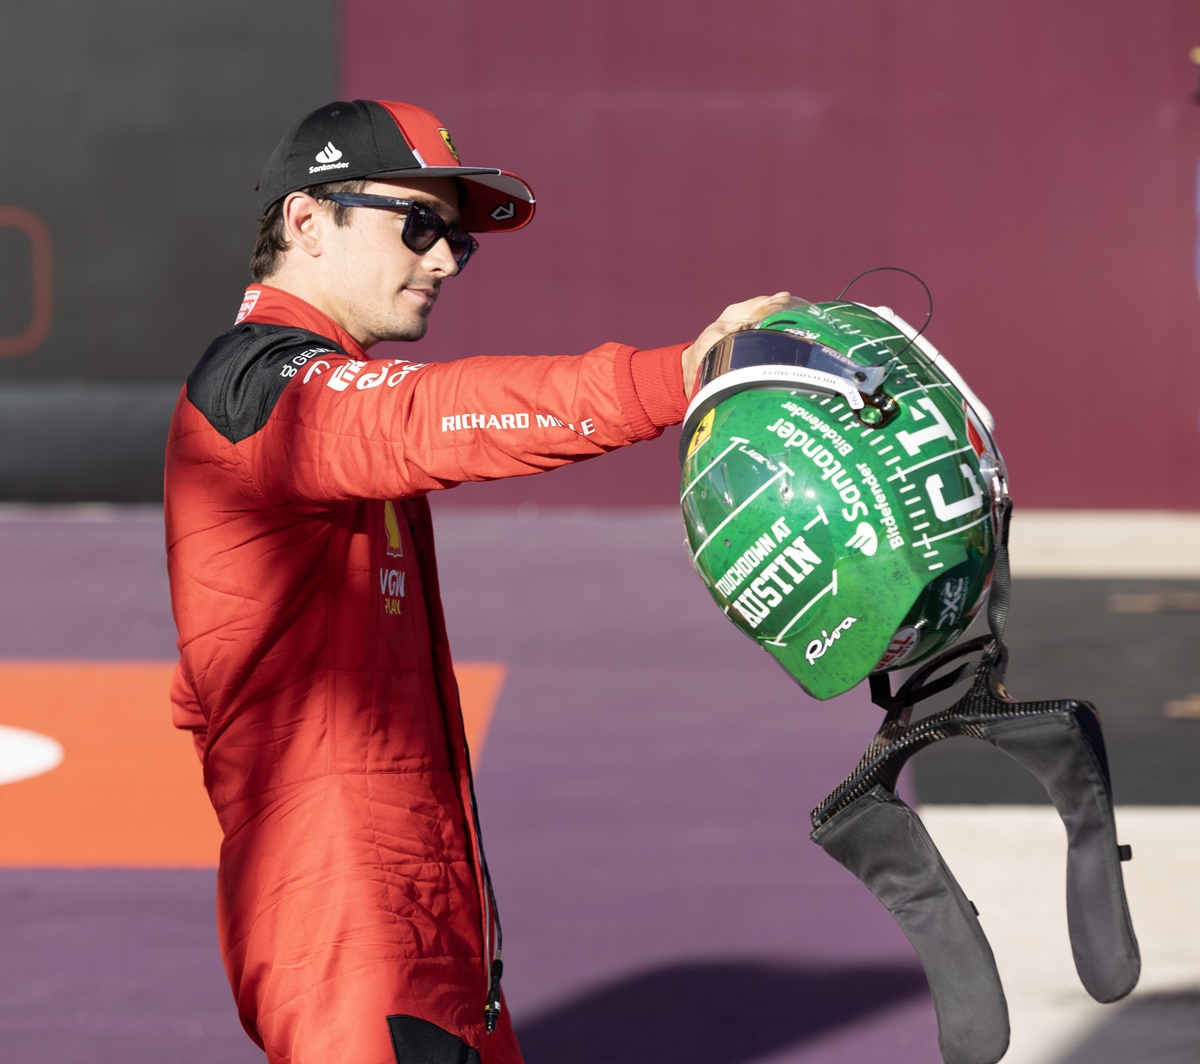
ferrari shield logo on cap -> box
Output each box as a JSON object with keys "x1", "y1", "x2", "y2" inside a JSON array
[{"x1": 438, "y1": 128, "x2": 461, "y2": 161}]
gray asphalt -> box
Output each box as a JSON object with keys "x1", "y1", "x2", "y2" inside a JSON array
[{"x1": 911, "y1": 577, "x2": 1200, "y2": 805}]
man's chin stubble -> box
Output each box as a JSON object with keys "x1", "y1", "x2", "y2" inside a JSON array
[{"x1": 380, "y1": 317, "x2": 430, "y2": 344}]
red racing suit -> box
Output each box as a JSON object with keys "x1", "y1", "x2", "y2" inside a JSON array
[{"x1": 164, "y1": 285, "x2": 688, "y2": 1064}]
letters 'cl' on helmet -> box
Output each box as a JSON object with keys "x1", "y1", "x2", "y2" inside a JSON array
[{"x1": 679, "y1": 298, "x2": 1006, "y2": 700}]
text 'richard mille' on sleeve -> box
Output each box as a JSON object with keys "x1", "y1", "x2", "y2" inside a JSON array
[{"x1": 250, "y1": 342, "x2": 688, "y2": 506}]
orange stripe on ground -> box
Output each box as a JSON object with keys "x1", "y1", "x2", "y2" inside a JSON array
[
  {"x1": 0, "y1": 661, "x2": 505, "y2": 868},
  {"x1": 457, "y1": 661, "x2": 506, "y2": 754}
]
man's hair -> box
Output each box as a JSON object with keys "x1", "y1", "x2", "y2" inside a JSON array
[{"x1": 249, "y1": 178, "x2": 367, "y2": 282}]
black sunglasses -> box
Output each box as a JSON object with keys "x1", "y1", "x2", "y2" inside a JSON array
[{"x1": 320, "y1": 192, "x2": 479, "y2": 271}]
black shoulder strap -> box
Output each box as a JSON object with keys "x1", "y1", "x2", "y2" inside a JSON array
[{"x1": 186, "y1": 322, "x2": 347, "y2": 443}]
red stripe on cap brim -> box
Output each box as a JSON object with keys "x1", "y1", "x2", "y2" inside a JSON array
[{"x1": 365, "y1": 166, "x2": 535, "y2": 233}]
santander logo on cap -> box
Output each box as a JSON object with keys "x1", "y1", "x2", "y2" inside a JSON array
[{"x1": 309, "y1": 141, "x2": 349, "y2": 175}]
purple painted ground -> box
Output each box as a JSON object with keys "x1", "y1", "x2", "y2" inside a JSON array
[{"x1": 0, "y1": 507, "x2": 936, "y2": 1064}]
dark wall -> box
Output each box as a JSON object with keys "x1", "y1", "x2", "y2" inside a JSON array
[
  {"x1": 3, "y1": 1, "x2": 1200, "y2": 506},
  {"x1": 0, "y1": 0, "x2": 337, "y2": 499},
  {"x1": 344, "y1": 0, "x2": 1200, "y2": 510}
]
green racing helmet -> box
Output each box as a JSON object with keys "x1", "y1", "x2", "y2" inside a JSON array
[{"x1": 679, "y1": 297, "x2": 1006, "y2": 700}]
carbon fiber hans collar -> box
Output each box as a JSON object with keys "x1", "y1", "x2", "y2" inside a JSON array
[{"x1": 809, "y1": 499, "x2": 1140, "y2": 1064}]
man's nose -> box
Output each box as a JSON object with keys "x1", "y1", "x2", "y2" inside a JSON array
[{"x1": 422, "y1": 237, "x2": 459, "y2": 277}]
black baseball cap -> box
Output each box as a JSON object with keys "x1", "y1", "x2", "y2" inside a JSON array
[{"x1": 257, "y1": 99, "x2": 535, "y2": 233}]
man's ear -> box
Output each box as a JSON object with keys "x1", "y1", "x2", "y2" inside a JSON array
[{"x1": 281, "y1": 193, "x2": 325, "y2": 258}]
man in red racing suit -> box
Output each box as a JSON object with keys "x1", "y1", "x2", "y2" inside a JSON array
[{"x1": 165, "y1": 98, "x2": 789, "y2": 1064}]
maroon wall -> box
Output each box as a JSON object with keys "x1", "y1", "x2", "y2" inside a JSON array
[{"x1": 342, "y1": 1, "x2": 1200, "y2": 509}]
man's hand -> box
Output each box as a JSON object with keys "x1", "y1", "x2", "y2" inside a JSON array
[{"x1": 681, "y1": 292, "x2": 792, "y2": 396}]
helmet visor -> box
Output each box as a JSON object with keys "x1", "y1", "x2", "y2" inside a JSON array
[{"x1": 698, "y1": 329, "x2": 893, "y2": 394}]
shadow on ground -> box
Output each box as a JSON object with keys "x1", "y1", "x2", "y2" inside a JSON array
[
  {"x1": 1053, "y1": 990, "x2": 1200, "y2": 1063},
  {"x1": 515, "y1": 958, "x2": 929, "y2": 1064}
]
